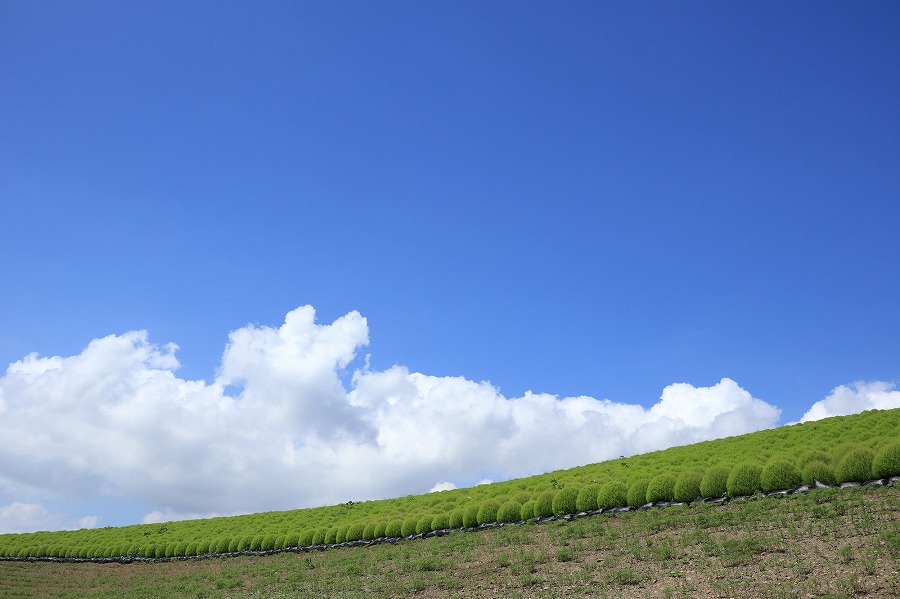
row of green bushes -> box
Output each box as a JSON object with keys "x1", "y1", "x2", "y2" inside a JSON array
[
  {"x1": 4, "y1": 441, "x2": 898, "y2": 559},
  {"x1": 2, "y1": 410, "x2": 898, "y2": 560}
]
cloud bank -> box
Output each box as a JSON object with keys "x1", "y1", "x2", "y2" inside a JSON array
[
  {"x1": 0, "y1": 306, "x2": 893, "y2": 533},
  {"x1": 800, "y1": 381, "x2": 900, "y2": 422}
]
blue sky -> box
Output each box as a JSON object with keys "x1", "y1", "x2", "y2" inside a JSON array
[{"x1": 1, "y1": 2, "x2": 899, "y2": 532}]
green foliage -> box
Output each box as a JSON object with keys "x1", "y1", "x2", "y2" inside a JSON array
[
  {"x1": 448, "y1": 509, "x2": 464, "y2": 529},
  {"x1": 726, "y1": 463, "x2": 761, "y2": 497},
  {"x1": 796, "y1": 449, "x2": 831, "y2": 469},
  {"x1": 872, "y1": 442, "x2": 900, "y2": 478},
  {"x1": 597, "y1": 481, "x2": 628, "y2": 509},
  {"x1": 297, "y1": 530, "x2": 313, "y2": 547},
  {"x1": 626, "y1": 479, "x2": 651, "y2": 507},
  {"x1": 311, "y1": 528, "x2": 327, "y2": 545},
  {"x1": 673, "y1": 471, "x2": 703, "y2": 502},
  {"x1": 760, "y1": 460, "x2": 802, "y2": 492},
  {"x1": 700, "y1": 466, "x2": 730, "y2": 498},
  {"x1": 497, "y1": 499, "x2": 523, "y2": 523},
  {"x1": 520, "y1": 500, "x2": 536, "y2": 520},
  {"x1": 431, "y1": 513, "x2": 450, "y2": 530},
  {"x1": 384, "y1": 520, "x2": 403, "y2": 538},
  {"x1": 477, "y1": 500, "x2": 501, "y2": 525},
  {"x1": 372, "y1": 522, "x2": 387, "y2": 538},
  {"x1": 534, "y1": 491, "x2": 555, "y2": 518},
  {"x1": 346, "y1": 523, "x2": 365, "y2": 542},
  {"x1": 322, "y1": 528, "x2": 337, "y2": 545},
  {"x1": 401, "y1": 518, "x2": 419, "y2": 537},
  {"x1": 334, "y1": 525, "x2": 349, "y2": 544},
  {"x1": 836, "y1": 447, "x2": 875, "y2": 483},
  {"x1": 575, "y1": 484, "x2": 600, "y2": 511},
  {"x1": 551, "y1": 488, "x2": 578, "y2": 516},
  {"x1": 415, "y1": 516, "x2": 434, "y2": 535},
  {"x1": 801, "y1": 460, "x2": 836, "y2": 486},
  {"x1": 646, "y1": 473, "x2": 677, "y2": 503},
  {"x1": 462, "y1": 504, "x2": 481, "y2": 528}
]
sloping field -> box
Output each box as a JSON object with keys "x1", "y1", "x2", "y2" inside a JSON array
[
  {"x1": 1, "y1": 485, "x2": 897, "y2": 598},
  {"x1": 1, "y1": 408, "x2": 898, "y2": 597}
]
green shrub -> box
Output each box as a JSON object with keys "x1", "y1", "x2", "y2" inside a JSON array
[
  {"x1": 273, "y1": 536, "x2": 286, "y2": 550},
  {"x1": 346, "y1": 523, "x2": 365, "y2": 541},
  {"x1": 760, "y1": 460, "x2": 802, "y2": 492},
  {"x1": 836, "y1": 447, "x2": 875, "y2": 483},
  {"x1": 322, "y1": 528, "x2": 337, "y2": 545},
  {"x1": 626, "y1": 479, "x2": 651, "y2": 507},
  {"x1": 797, "y1": 449, "x2": 831, "y2": 469},
  {"x1": 373, "y1": 522, "x2": 387, "y2": 538},
  {"x1": 236, "y1": 537, "x2": 251, "y2": 552},
  {"x1": 700, "y1": 466, "x2": 730, "y2": 498},
  {"x1": 726, "y1": 463, "x2": 762, "y2": 497},
  {"x1": 449, "y1": 509, "x2": 464, "y2": 529},
  {"x1": 520, "y1": 500, "x2": 536, "y2": 520},
  {"x1": 401, "y1": 517, "x2": 419, "y2": 537},
  {"x1": 497, "y1": 499, "x2": 523, "y2": 523},
  {"x1": 552, "y1": 488, "x2": 579, "y2": 516},
  {"x1": 289, "y1": 531, "x2": 304, "y2": 547},
  {"x1": 335, "y1": 525, "x2": 350, "y2": 544},
  {"x1": 832, "y1": 443, "x2": 867, "y2": 465},
  {"x1": 801, "y1": 460, "x2": 836, "y2": 486},
  {"x1": 534, "y1": 491, "x2": 556, "y2": 517},
  {"x1": 431, "y1": 513, "x2": 450, "y2": 530},
  {"x1": 575, "y1": 485, "x2": 600, "y2": 512},
  {"x1": 873, "y1": 442, "x2": 900, "y2": 478},
  {"x1": 597, "y1": 481, "x2": 628, "y2": 509},
  {"x1": 362, "y1": 523, "x2": 377, "y2": 541},
  {"x1": 477, "y1": 500, "x2": 501, "y2": 525},
  {"x1": 312, "y1": 528, "x2": 327, "y2": 545},
  {"x1": 385, "y1": 520, "x2": 403, "y2": 538},
  {"x1": 415, "y1": 515, "x2": 434, "y2": 535},
  {"x1": 263, "y1": 535, "x2": 278, "y2": 551},
  {"x1": 673, "y1": 471, "x2": 703, "y2": 502},
  {"x1": 463, "y1": 504, "x2": 481, "y2": 528},
  {"x1": 514, "y1": 491, "x2": 531, "y2": 504},
  {"x1": 646, "y1": 474, "x2": 677, "y2": 503}
]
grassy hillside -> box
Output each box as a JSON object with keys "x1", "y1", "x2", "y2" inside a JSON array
[
  {"x1": 1, "y1": 408, "x2": 898, "y2": 564},
  {"x1": 1, "y1": 485, "x2": 897, "y2": 597}
]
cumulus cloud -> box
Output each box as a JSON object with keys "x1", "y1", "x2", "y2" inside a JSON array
[
  {"x1": 0, "y1": 501, "x2": 97, "y2": 534},
  {"x1": 6, "y1": 304, "x2": 875, "y2": 534},
  {"x1": 800, "y1": 381, "x2": 900, "y2": 422}
]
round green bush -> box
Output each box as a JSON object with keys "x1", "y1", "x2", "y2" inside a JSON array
[
  {"x1": 477, "y1": 500, "x2": 501, "y2": 525},
  {"x1": 463, "y1": 504, "x2": 481, "y2": 528},
  {"x1": 297, "y1": 530, "x2": 313, "y2": 547},
  {"x1": 334, "y1": 526, "x2": 349, "y2": 544},
  {"x1": 362, "y1": 523, "x2": 377, "y2": 541},
  {"x1": 236, "y1": 537, "x2": 252, "y2": 552},
  {"x1": 673, "y1": 471, "x2": 703, "y2": 503},
  {"x1": 415, "y1": 515, "x2": 434, "y2": 535},
  {"x1": 497, "y1": 499, "x2": 523, "y2": 523},
  {"x1": 287, "y1": 531, "x2": 302, "y2": 547},
  {"x1": 312, "y1": 528, "x2": 327, "y2": 545},
  {"x1": 700, "y1": 466, "x2": 730, "y2": 498},
  {"x1": 832, "y1": 442, "x2": 867, "y2": 465},
  {"x1": 836, "y1": 447, "x2": 875, "y2": 483},
  {"x1": 164, "y1": 542, "x2": 178, "y2": 558},
  {"x1": 401, "y1": 517, "x2": 419, "y2": 537},
  {"x1": 626, "y1": 479, "x2": 651, "y2": 507},
  {"x1": 520, "y1": 500, "x2": 536, "y2": 520},
  {"x1": 726, "y1": 463, "x2": 762, "y2": 497},
  {"x1": 760, "y1": 460, "x2": 802, "y2": 492},
  {"x1": 273, "y1": 536, "x2": 286, "y2": 550},
  {"x1": 801, "y1": 460, "x2": 836, "y2": 486},
  {"x1": 873, "y1": 442, "x2": 900, "y2": 478},
  {"x1": 325, "y1": 528, "x2": 340, "y2": 545},
  {"x1": 534, "y1": 491, "x2": 556, "y2": 518},
  {"x1": 796, "y1": 449, "x2": 831, "y2": 469},
  {"x1": 575, "y1": 485, "x2": 600, "y2": 512},
  {"x1": 449, "y1": 509, "x2": 464, "y2": 529},
  {"x1": 646, "y1": 473, "x2": 677, "y2": 503},
  {"x1": 597, "y1": 481, "x2": 628, "y2": 509},
  {"x1": 514, "y1": 491, "x2": 531, "y2": 504},
  {"x1": 431, "y1": 513, "x2": 450, "y2": 530},
  {"x1": 260, "y1": 535, "x2": 277, "y2": 551},
  {"x1": 385, "y1": 520, "x2": 403, "y2": 538},
  {"x1": 346, "y1": 523, "x2": 365, "y2": 542},
  {"x1": 552, "y1": 488, "x2": 579, "y2": 516}
]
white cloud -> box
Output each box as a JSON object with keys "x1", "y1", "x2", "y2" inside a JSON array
[
  {"x1": 8, "y1": 304, "x2": 880, "y2": 534},
  {"x1": 0, "y1": 502, "x2": 97, "y2": 534},
  {"x1": 428, "y1": 482, "x2": 457, "y2": 493},
  {"x1": 800, "y1": 381, "x2": 900, "y2": 422}
]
